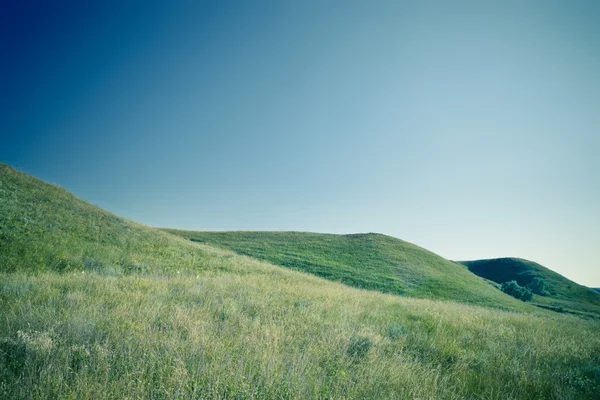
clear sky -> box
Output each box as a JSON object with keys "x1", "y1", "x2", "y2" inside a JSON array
[{"x1": 2, "y1": 1, "x2": 599, "y2": 286}]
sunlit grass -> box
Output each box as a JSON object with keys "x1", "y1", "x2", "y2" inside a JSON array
[
  {"x1": 163, "y1": 230, "x2": 532, "y2": 311},
  {"x1": 1, "y1": 270, "x2": 599, "y2": 399},
  {"x1": 2, "y1": 163, "x2": 600, "y2": 399}
]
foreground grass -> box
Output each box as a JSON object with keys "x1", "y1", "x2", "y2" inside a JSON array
[{"x1": 2, "y1": 270, "x2": 599, "y2": 399}]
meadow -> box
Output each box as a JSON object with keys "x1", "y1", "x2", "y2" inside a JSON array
[
  {"x1": 2, "y1": 269, "x2": 600, "y2": 399},
  {"x1": 2, "y1": 163, "x2": 600, "y2": 399}
]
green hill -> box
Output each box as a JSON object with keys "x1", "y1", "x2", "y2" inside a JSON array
[
  {"x1": 0, "y1": 162, "x2": 246, "y2": 276},
  {"x1": 163, "y1": 230, "x2": 531, "y2": 310},
  {"x1": 2, "y1": 163, "x2": 600, "y2": 398},
  {"x1": 0, "y1": 162, "x2": 524, "y2": 311},
  {"x1": 460, "y1": 258, "x2": 600, "y2": 316}
]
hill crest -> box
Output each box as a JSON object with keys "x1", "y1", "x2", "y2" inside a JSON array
[{"x1": 460, "y1": 257, "x2": 600, "y2": 315}]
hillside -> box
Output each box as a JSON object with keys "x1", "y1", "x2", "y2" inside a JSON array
[
  {"x1": 5, "y1": 268, "x2": 600, "y2": 399},
  {"x1": 163, "y1": 230, "x2": 530, "y2": 310},
  {"x1": 2, "y1": 163, "x2": 600, "y2": 398},
  {"x1": 460, "y1": 258, "x2": 600, "y2": 316},
  {"x1": 0, "y1": 162, "x2": 525, "y2": 311},
  {"x1": 0, "y1": 162, "x2": 248, "y2": 275}
]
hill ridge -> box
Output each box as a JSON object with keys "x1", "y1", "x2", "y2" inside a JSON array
[{"x1": 460, "y1": 257, "x2": 600, "y2": 315}]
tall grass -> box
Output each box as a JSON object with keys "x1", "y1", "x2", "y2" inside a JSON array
[
  {"x1": 0, "y1": 163, "x2": 241, "y2": 276},
  {"x1": 2, "y1": 163, "x2": 600, "y2": 399},
  {"x1": 2, "y1": 269, "x2": 599, "y2": 399}
]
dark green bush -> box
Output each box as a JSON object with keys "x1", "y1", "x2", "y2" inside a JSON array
[
  {"x1": 386, "y1": 323, "x2": 408, "y2": 340},
  {"x1": 501, "y1": 280, "x2": 533, "y2": 301},
  {"x1": 527, "y1": 277, "x2": 549, "y2": 296},
  {"x1": 347, "y1": 335, "x2": 373, "y2": 360},
  {"x1": 0, "y1": 338, "x2": 27, "y2": 375}
]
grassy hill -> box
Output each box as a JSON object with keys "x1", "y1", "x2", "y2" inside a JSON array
[
  {"x1": 460, "y1": 258, "x2": 600, "y2": 316},
  {"x1": 2, "y1": 163, "x2": 600, "y2": 398},
  {"x1": 1, "y1": 161, "x2": 525, "y2": 310},
  {"x1": 0, "y1": 162, "x2": 250, "y2": 276},
  {"x1": 163, "y1": 230, "x2": 530, "y2": 311}
]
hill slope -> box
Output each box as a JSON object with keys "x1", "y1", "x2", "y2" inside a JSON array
[
  {"x1": 4, "y1": 266, "x2": 600, "y2": 399},
  {"x1": 0, "y1": 162, "x2": 526, "y2": 310},
  {"x1": 2, "y1": 163, "x2": 600, "y2": 398},
  {"x1": 0, "y1": 162, "x2": 271, "y2": 276},
  {"x1": 460, "y1": 258, "x2": 600, "y2": 315},
  {"x1": 163, "y1": 230, "x2": 529, "y2": 310}
]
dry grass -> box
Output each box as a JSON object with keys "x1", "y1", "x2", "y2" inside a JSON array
[{"x1": 1, "y1": 269, "x2": 599, "y2": 399}]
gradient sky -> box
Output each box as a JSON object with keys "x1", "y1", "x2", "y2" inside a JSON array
[{"x1": 1, "y1": 1, "x2": 599, "y2": 286}]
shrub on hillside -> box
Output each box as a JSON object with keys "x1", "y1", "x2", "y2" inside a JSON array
[
  {"x1": 386, "y1": 323, "x2": 408, "y2": 340},
  {"x1": 527, "y1": 277, "x2": 549, "y2": 296},
  {"x1": 501, "y1": 280, "x2": 533, "y2": 301},
  {"x1": 347, "y1": 335, "x2": 373, "y2": 360}
]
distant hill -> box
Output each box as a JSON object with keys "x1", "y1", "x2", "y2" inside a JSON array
[
  {"x1": 592, "y1": 288, "x2": 600, "y2": 293},
  {"x1": 163, "y1": 230, "x2": 529, "y2": 310},
  {"x1": 460, "y1": 258, "x2": 600, "y2": 315}
]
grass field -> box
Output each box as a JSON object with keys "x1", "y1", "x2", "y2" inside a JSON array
[
  {"x1": 2, "y1": 271, "x2": 600, "y2": 399},
  {"x1": 2, "y1": 162, "x2": 600, "y2": 399}
]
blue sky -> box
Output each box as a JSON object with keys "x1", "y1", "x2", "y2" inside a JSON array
[{"x1": 1, "y1": 1, "x2": 599, "y2": 286}]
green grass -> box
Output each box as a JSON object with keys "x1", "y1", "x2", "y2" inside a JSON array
[
  {"x1": 0, "y1": 163, "x2": 251, "y2": 276},
  {"x1": 460, "y1": 258, "x2": 600, "y2": 316},
  {"x1": 2, "y1": 271, "x2": 599, "y2": 399},
  {"x1": 2, "y1": 162, "x2": 600, "y2": 398},
  {"x1": 163, "y1": 230, "x2": 531, "y2": 311}
]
